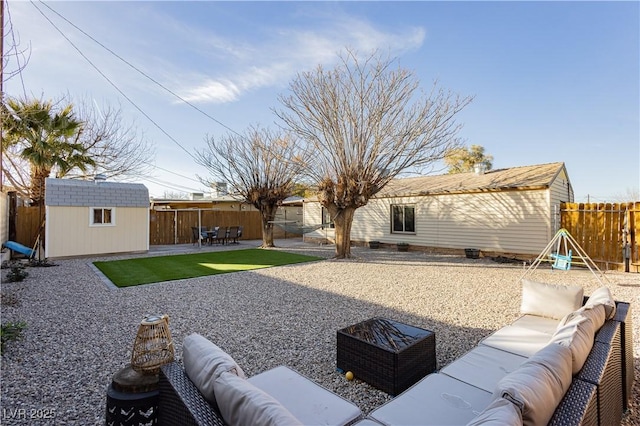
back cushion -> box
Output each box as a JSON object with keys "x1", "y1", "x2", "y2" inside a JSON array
[
  {"x1": 520, "y1": 279, "x2": 583, "y2": 320},
  {"x1": 584, "y1": 286, "x2": 616, "y2": 319},
  {"x1": 494, "y1": 343, "x2": 573, "y2": 426},
  {"x1": 183, "y1": 333, "x2": 246, "y2": 407},
  {"x1": 466, "y1": 397, "x2": 522, "y2": 425},
  {"x1": 214, "y1": 371, "x2": 303, "y2": 426},
  {"x1": 550, "y1": 310, "x2": 599, "y2": 375}
]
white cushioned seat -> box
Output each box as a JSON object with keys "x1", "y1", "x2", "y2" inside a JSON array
[
  {"x1": 440, "y1": 345, "x2": 527, "y2": 392},
  {"x1": 368, "y1": 373, "x2": 492, "y2": 425},
  {"x1": 511, "y1": 314, "x2": 561, "y2": 335},
  {"x1": 247, "y1": 365, "x2": 362, "y2": 426},
  {"x1": 480, "y1": 324, "x2": 552, "y2": 358}
]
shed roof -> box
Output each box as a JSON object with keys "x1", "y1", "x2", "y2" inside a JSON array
[
  {"x1": 378, "y1": 162, "x2": 567, "y2": 198},
  {"x1": 45, "y1": 178, "x2": 149, "y2": 207}
]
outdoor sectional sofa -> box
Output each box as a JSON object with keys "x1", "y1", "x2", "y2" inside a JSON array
[{"x1": 157, "y1": 281, "x2": 633, "y2": 425}]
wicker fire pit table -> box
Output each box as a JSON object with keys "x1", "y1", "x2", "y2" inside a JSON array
[{"x1": 337, "y1": 318, "x2": 436, "y2": 395}]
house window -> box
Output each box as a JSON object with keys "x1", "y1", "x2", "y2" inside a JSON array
[
  {"x1": 391, "y1": 204, "x2": 415, "y2": 233},
  {"x1": 321, "y1": 207, "x2": 335, "y2": 229},
  {"x1": 90, "y1": 207, "x2": 115, "y2": 226}
]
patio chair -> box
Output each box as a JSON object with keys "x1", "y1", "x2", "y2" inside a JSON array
[
  {"x1": 213, "y1": 227, "x2": 228, "y2": 245},
  {"x1": 227, "y1": 226, "x2": 240, "y2": 244},
  {"x1": 192, "y1": 227, "x2": 209, "y2": 245}
]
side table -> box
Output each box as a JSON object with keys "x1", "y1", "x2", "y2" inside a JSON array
[
  {"x1": 337, "y1": 317, "x2": 436, "y2": 395},
  {"x1": 105, "y1": 365, "x2": 159, "y2": 426}
]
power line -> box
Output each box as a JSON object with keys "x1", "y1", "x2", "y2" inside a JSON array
[
  {"x1": 37, "y1": 1, "x2": 243, "y2": 138},
  {"x1": 29, "y1": 0, "x2": 198, "y2": 162},
  {"x1": 4, "y1": 0, "x2": 27, "y2": 98}
]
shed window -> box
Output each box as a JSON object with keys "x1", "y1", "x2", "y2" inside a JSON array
[
  {"x1": 90, "y1": 207, "x2": 115, "y2": 226},
  {"x1": 391, "y1": 204, "x2": 415, "y2": 233}
]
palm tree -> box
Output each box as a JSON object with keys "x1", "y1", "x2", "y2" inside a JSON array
[{"x1": 1, "y1": 98, "x2": 95, "y2": 205}]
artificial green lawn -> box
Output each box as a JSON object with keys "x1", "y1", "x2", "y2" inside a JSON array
[{"x1": 93, "y1": 248, "x2": 323, "y2": 287}]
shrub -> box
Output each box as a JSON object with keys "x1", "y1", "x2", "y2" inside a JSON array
[
  {"x1": 1, "y1": 321, "x2": 27, "y2": 355},
  {"x1": 5, "y1": 263, "x2": 28, "y2": 282}
]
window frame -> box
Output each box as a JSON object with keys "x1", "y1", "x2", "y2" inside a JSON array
[
  {"x1": 90, "y1": 207, "x2": 116, "y2": 227},
  {"x1": 390, "y1": 204, "x2": 416, "y2": 234},
  {"x1": 321, "y1": 207, "x2": 335, "y2": 229}
]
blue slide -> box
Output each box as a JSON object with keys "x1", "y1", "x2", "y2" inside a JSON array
[{"x1": 2, "y1": 241, "x2": 34, "y2": 258}]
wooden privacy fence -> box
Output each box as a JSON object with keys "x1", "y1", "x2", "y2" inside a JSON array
[
  {"x1": 14, "y1": 206, "x2": 45, "y2": 250},
  {"x1": 149, "y1": 209, "x2": 264, "y2": 245},
  {"x1": 560, "y1": 202, "x2": 639, "y2": 272},
  {"x1": 148, "y1": 208, "x2": 297, "y2": 245},
  {"x1": 13, "y1": 207, "x2": 294, "y2": 249}
]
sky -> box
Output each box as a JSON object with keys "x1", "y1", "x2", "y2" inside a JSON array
[{"x1": 3, "y1": 1, "x2": 639, "y2": 202}]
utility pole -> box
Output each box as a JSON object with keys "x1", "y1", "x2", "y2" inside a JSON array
[{"x1": 1, "y1": 0, "x2": 4, "y2": 192}]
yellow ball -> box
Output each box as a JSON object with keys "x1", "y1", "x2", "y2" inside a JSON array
[{"x1": 345, "y1": 371, "x2": 354, "y2": 381}]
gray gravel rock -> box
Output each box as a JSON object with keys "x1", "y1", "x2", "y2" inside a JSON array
[{"x1": 1, "y1": 240, "x2": 639, "y2": 425}]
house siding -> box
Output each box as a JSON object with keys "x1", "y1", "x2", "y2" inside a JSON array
[
  {"x1": 305, "y1": 189, "x2": 552, "y2": 255},
  {"x1": 45, "y1": 206, "x2": 149, "y2": 258},
  {"x1": 549, "y1": 168, "x2": 574, "y2": 233},
  {"x1": 1, "y1": 192, "x2": 7, "y2": 245}
]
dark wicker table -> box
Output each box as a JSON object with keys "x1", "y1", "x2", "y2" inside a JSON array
[{"x1": 337, "y1": 318, "x2": 436, "y2": 395}]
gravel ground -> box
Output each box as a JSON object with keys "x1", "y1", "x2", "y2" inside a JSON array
[{"x1": 1, "y1": 239, "x2": 639, "y2": 425}]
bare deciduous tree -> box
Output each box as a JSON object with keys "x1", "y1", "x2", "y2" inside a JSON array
[
  {"x1": 276, "y1": 49, "x2": 473, "y2": 258},
  {"x1": 69, "y1": 99, "x2": 155, "y2": 181},
  {"x1": 196, "y1": 126, "x2": 309, "y2": 247}
]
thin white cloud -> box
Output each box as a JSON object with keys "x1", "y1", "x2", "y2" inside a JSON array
[
  {"x1": 177, "y1": 13, "x2": 426, "y2": 104},
  {"x1": 179, "y1": 78, "x2": 241, "y2": 104}
]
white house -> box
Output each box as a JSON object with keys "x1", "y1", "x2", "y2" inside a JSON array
[
  {"x1": 44, "y1": 178, "x2": 149, "y2": 258},
  {"x1": 303, "y1": 162, "x2": 574, "y2": 256}
]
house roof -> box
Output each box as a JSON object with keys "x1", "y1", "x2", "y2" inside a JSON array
[
  {"x1": 377, "y1": 162, "x2": 567, "y2": 198},
  {"x1": 45, "y1": 178, "x2": 149, "y2": 207}
]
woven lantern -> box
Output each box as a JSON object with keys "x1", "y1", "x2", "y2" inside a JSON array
[{"x1": 131, "y1": 314, "x2": 175, "y2": 375}]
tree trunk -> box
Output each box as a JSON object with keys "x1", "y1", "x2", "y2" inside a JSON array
[
  {"x1": 333, "y1": 207, "x2": 355, "y2": 259},
  {"x1": 30, "y1": 167, "x2": 50, "y2": 206},
  {"x1": 260, "y1": 204, "x2": 277, "y2": 248}
]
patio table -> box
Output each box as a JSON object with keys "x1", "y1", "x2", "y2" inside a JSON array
[{"x1": 337, "y1": 317, "x2": 436, "y2": 395}]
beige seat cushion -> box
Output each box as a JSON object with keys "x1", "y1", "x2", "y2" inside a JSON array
[
  {"x1": 494, "y1": 343, "x2": 573, "y2": 426},
  {"x1": 247, "y1": 365, "x2": 362, "y2": 426},
  {"x1": 369, "y1": 373, "x2": 492, "y2": 425},
  {"x1": 182, "y1": 333, "x2": 246, "y2": 406},
  {"x1": 440, "y1": 345, "x2": 527, "y2": 393},
  {"x1": 511, "y1": 314, "x2": 560, "y2": 335},
  {"x1": 480, "y1": 324, "x2": 552, "y2": 358},
  {"x1": 520, "y1": 279, "x2": 583, "y2": 320},
  {"x1": 214, "y1": 370, "x2": 302, "y2": 426}
]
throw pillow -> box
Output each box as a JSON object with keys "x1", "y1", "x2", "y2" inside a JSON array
[
  {"x1": 584, "y1": 286, "x2": 616, "y2": 319},
  {"x1": 494, "y1": 343, "x2": 573, "y2": 426},
  {"x1": 520, "y1": 279, "x2": 583, "y2": 320},
  {"x1": 214, "y1": 370, "x2": 303, "y2": 426},
  {"x1": 182, "y1": 333, "x2": 246, "y2": 407},
  {"x1": 466, "y1": 397, "x2": 522, "y2": 425}
]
